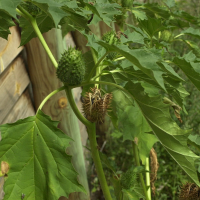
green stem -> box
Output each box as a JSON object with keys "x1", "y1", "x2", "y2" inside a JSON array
[
  {"x1": 174, "y1": 33, "x2": 184, "y2": 39},
  {"x1": 132, "y1": 141, "x2": 149, "y2": 200},
  {"x1": 37, "y1": 86, "x2": 65, "y2": 114},
  {"x1": 87, "y1": 124, "x2": 113, "y2": 200},
  {"x1": 87, "y1": 52, "x2": 109, "y2": 82},
  {"x1": 114, "y1": 56, "x2": 125, "y2": 61},
  {"x1": 17, "y1": 6, "x2": 58, "y2": 69},
  {"x1": 65, "y1": 86, "x2": 112, "y2": 200},
  {"x1": 65, "y1": 86, "x2": 92, "y2": 127},
  {"x1": 145, "y1": 157, "x2": 151, "y2": 200}
]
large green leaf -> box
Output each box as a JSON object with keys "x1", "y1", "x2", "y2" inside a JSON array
[
  {"x1": 60, "y1": 6, "x2": 89, "y2": 36},
  {"x1": 0, "y1": 9, "x2": 15, "y2": 39},
  {"x1": 0, "y1": 0, "x2": 21, "y2": 19},
  {"x1": 32, "y1": 0, "x2": 67, "y2": 26},
  {"x1": 97, "y1": 41, "x2": 167, "y2": 91},
  {"x1": 84, "y1": 0, "x2": 121, "y2": 26},
  {"x1": 118, "y1": 105, "x2": 158, "y2": 164},
  {"x1": 0, "y1": 110, "x2": 85, "y2": 200},
  {"x1": 125, "y1": 81, "x2": 200, "y2": 186},
  {"x1": 173, "y1": 52, "x2": 200, "y2": 91},
  {"x1": 142, "y1": 3, "x2": 170, "y2": 19},
  {"x1": 132, "y1": 8, "x2": 147, "y2": 20},
  {"x1": 138, "y1": 17, "x2": 166, "y2": 38},
  {"x1": 19, "y1": 12, "x2": 54, "y2": 46}
]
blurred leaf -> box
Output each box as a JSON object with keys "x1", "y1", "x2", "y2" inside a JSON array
[
  {"x1": 184, "y1": 40, "x2": 200, "y2": 58},
  {"x1": 99, "y1": 152, "x2": 117, "y2": 175},
  {"x1": 0, "y1": 10, "x2": 15, "y2": 39},
  {"x1": 132, "y1": 8, "x2": 147, "y2": 20},
  {"x1": 164, "y1": 0, "x2": 175, "y2": 8},
  {"x1": 121, "y1": 29, "x2": 145, "y2": 45},
  {"x1": 168, "y1": 18, "x2": 189, "y2": 29},
  {"x1": 174, "y1": 11, "x2": 199, "y2": 25},
  {"x1": 60, "y1": 6, "x2": 89, "y2": 36},
  {"x1": 138, "y1": 17, "x2": 166, "y2": 38},
  {"x1": 118, "y1": 105, "x2": 158, "y2": 164},
  {"x1": 182, "y1": 27, "x2": 200, "y2": 40},
  {"x1": 173, "y1": 52, "x2": 200, "y2": 91},
  {"x1": 143, "y1": 3, "x2": 170, "y2": 19},
  {"x1": 111, "y1": 176, "x2": 122, "y2": 200},
  {"x1": 0, "y1": 0, "x2": 21, "y2": 18},
  {"x1": 157, "y1": 62, "x2": 183, "y2": 81},
  {"x1": 122, "y1": 188, "x2": 144, "y2": 200},
  {"x1": 125, "y1": 81, "x2": 200, "y2": 186}
]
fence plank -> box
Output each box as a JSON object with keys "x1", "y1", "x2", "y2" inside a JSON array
[
  {"x1": 0, "y1": 26, "x2": 24, "y2": 75},
  {"x1": 0, "y1": 57, "x2": 30, "y2": 124},
  {"x1": 2, "y1": 89, "x2": 35, "y2": 124}
]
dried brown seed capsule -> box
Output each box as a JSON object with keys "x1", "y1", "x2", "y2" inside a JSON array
[
  {"x1": 82, "y1": 87, "x2": 112, "y2": 123},
  {"x1": 179, "y1": 182, "x2": 200, "y2": 200}
]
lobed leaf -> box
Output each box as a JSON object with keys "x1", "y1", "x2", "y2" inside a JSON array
[
  {"x1": 0, "y1": 10, "x2": 15, "y2": 40},
  {"x1": 19, "y1": 12, "x2": 54, "y2": 46},
  {"x1": 125, "y1": 81, "x2": 200, "y2": 186},
  {"x1": 173, "y1": 52, "x2": 200, "y2": 92},
  {"x1": 97, "y1": 41, "x2": 167, "y2": 91},
  {"x1": 0, "y1": 110, "x2": 85, "y2": 200}
]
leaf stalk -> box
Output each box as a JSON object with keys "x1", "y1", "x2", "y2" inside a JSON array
[
  {"x1": 17, "y1": 5, "x2": 58, "y2": 69},
  {"x1": 37, "y1": 86, "x2": 66, "y2": 114}
]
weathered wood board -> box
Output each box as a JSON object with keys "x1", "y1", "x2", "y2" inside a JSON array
[
  {"x1": 2, "y1": 89, "x2": 35, "y2": 124},
  {"x1": 0, "y1": 56, "x2": 30, "y2": 124},
  {"x1": 0, "y1": 26, "x2": 24, "y2": 74}
]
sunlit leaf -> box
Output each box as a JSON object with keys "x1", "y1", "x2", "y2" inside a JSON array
[{"x1": 0, "y1": 110, "x2": 85, "y2": 200}]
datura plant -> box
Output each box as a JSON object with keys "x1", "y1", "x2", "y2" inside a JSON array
[{"x1": 1, "y1": 0, "x2": 200, "y2": 200}]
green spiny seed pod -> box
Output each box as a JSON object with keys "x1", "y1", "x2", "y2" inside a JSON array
[
  {"x1": 121, "y1": 168, "x2": 137, "y2": 190},
  {"x1": 21, "y1": 1, "x2": 42, "y2": 17},
  {"x1": 56, "y1": 47, "x2": 85, "y2": 85},
  {"x1": 102, "y1": 30, "x2": 121, "y2": 60}
]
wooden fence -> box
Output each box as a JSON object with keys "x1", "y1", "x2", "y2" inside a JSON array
[
  {"x1": 0, "y1": 26, "x2": 35, "y2": 199},
  {"x1": 0, "y1": 26, "x2": 89, "y2": 200}
]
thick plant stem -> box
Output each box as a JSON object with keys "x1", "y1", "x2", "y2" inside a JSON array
[
  {"x1": 65, "y1": 86, "x2": 92, "y2": 127},
  {"x1": 17, "y1": 6, "x2": 58, "y2": 69},
  {"x1": 132, "y1": 141, "x2": 149, "y2": 200},
  {"x1": 145, "y1": 157, "x2": 151, "y2": 200},
  {"x1": 87, "y1": 124, "x2": 113, "y2": 200},
  {"x1": 65, "y1": 87, "x2": 112, "y2": 200}
]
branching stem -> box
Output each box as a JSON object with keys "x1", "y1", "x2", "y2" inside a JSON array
[{"x1": 87, "y1": 51, "x2": 109, "y2": 82}]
